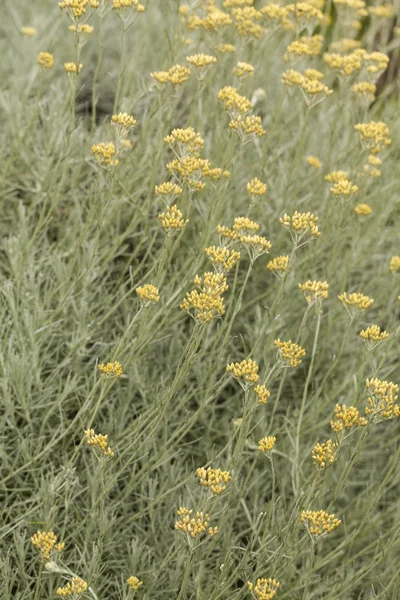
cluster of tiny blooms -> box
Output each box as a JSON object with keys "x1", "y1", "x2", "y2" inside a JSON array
[
  {"x1": 136, "y1": 284, "x2": 160, "y2": 304},
  {"x1": 365, "y1": 378, "x2": 400, "y2": 420},
  {"x1": 85, "y1": 428, "x2": 114, "y2": 458},
  {"x1": 307, "y1": 155, "x2": 321, "y2": 168},
  {"x1": 113, "y1": 0, "x2": 145, "y2": 11},
  {"x1": 389, "y1": 256, "x2": 400, "y2": 272},
  {"x1": 354, "y1": 121, "x2": 391, "y2": 153},
  {"x1": 325, "y1": 171, "x2": 359, "y2": 198},
  {"x1": 247, "y1": 577, "x2": 280, "y2": 600},
  {"x1": 281, "y1": 69, "x2": 332, "y2": 106},
  {"x1": 267, "y1": 255, "x2": 289, "y2": 275},
  {"x1": 64, "y1": 62, "x2": 83, "y2": 74},
  {"x1": 21, "y1": 26, "x2": 36, "y2": 36},
  {"x1": 158, "y1": 205, "x2": 187, "y2": 234},
  {"x1": 338, "y1": 291, "x2": 374, "y2": 313},
  {"x1": 226, "y1": 359, "x2": 259, "y2": 385},
  {"x1": 56, "y1": 577, "x2": 88, "y2": 597},
  {"x1": 111, "y1": 112, "x2": 137, "y2": 133},
  {"x1": 330, "y1": 404, "x2": 368, "y2": 432},
  {"x1": 68, "y1": 23, "x2": 94, "y2": 33},
  {"x1": 31, "y1": 531, "x2": 64, "y2": 561},
  {"x1": 98, "y1": 361, "x2": 123, "y2": 378},
  {"x1": 298, "y1": 280, "x2": 329, "y2": 304},
  {"x1": 360, "y1": 325, "x2": 389, "y2": 344},
  {"x1": 301, "y1": 510, "x2": 341, "y2": 537},
  {"x1": 180, "y1": 272, "x2": 228, "y2": 323},
  {"x1": 312, "y1": 439, "x2": 338, "y2": 469},
  {"x1": 155, "y1": 181, "x2": 183, "y2": 203},
  {"x1": 258, "y1": 436, "x2": 276, "y2": 452},
  {"x1": 151, "y1": 64, "x2": 191, "y2": 86},
  {"x1": 233, "y1": 61, "x2": 255, "y2": 78},
  {"x1": 196, "y1": 466, "x2": 232, "y2": 495},
  {"x1": 247, "y1": 178, "x2": 267, "y2": 197},
  {"x1": 354, "y1": 203, "x2": 372, "y2": 215},
  {"x1": 205, "y1": 246, "x2": 241, "y2": 272},
  {"x1": 38, "y1": 52, "x2": 54, "y2": 69},
  {"x1": 274, "y1": 339, "x2": 306, "y2": 368},
  {"x1": 285, "y1": 35, "x2": 323, "y2": 59},
  {"x1": 127, "y1": 576, "x2": 143, "y2": 591},
  {"x1": 164, "y1": 127, "x2": 204, "y2": 157},
  {"x1": 186, "y1": 54, "x2": 217, "y2": 79},
  {"x1": 92, "y1": 142, "x2": 118, "y2": 166},
  {"x1": 175, "y1": 508, "x2": 217, "y2": 539},
  {"x1": 254, "y1": 384, "x2": 271, "y2": 404},
  {"x1": 280, "y1": 211, "x2": 320, "y2": 238}
]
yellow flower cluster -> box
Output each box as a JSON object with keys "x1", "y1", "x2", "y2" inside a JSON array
[
  {"x1": 216, "y1": 43, "x2": 236, "y2": 53},
  {"x1": 151, "y1": 64, "x2": 191, "y2": 87},
  {"x1": 325, "y1": 171, "x2": 358, "y2": 198},
  {"x1": 369, "y1": 4, "x2": 395, "y2": 17},
  {"x1": 280, "y1": 211, "x2": 320, "y2": 241},
  {"x1": 164, "y1": 127, "x2": 205, "y2": 157},
  {"x1": 390, "y1": 256, "x2": 400, "y2": 272},
  {"x1": 267, "y1": 255, "x2": 289, "y2": 276},
  {"x1": 112, "y1": 0, "x2": 145, "y2": 11},
  {"x1": 330, "y1": 38, "x2": 362, "y2": 53},
  {"x1": 307, "y1": 155, "x2": 321, "y2": 168},
  {"x1": 187, "y1": 53, "x2": 217, "y2": 68},
  {"x1": 68, "y1": 23, "x2": 94, "y2": 33},
  {"x1": 330, "y1": 403, "x2": 368, "y2": 432},
  {"x1": 232, "y1": 6, "x2": 263, "y2": 39},
  {"x1": 205, "y1": 246, "x2": 241, "y2": 272},
  {"x1": 155, "y1": 181, "x2": 183, "y2": 203},
  {"x1": 218, "y1": 86, "x2": 252, "y2": 115},
  {"x1": 254, "y1": 384, "x2": 271, "y2": 404},
  {"x1": 282, "y1": 69, "x2": 333, "y2": 106},
  {"x1": 111, "y1": 112, "x2": 137, "y2": 134},
  {"x1": 64, "y1": 62, "x2": 83, "y2": 74},
  {"x1": 127, "y1": 576, "x2": 143, "y2": 591},
  {"x1": 59, "y1": 0, "x2": 89, "y2": 20},
  {"x1": 218, "y1": 86, "x2": 265, "y2": 142},
  {"x1": 227, "y1": 358, "x2": 259, "y2": 385},
  {"x1": 354, "y1": 121, "x2": 391, "y2": 154},
  {"x1": 56, "y1": 577, "x2": 88, "y2": 597},
  {"x1": 233, "y1": 61, "x2": 255, "y2": 78},
  {"x1": 301, "y1": 510, "x2": 341, "y2": 537},
  {"x1": 92, "y1": 142, "x2": 118, "y2": 166},
  {"x1": 338, "y1": 291, "x2": 374, "y2": 313},
  {"x1": 175, "y1": 507, "x2": 217, "y2": 539},
  {"x1": 98, "y1": 361, "x2": 123, "y2": 378},
  {"x1": 180, "y1": 272, "x2": 228, "y2": 323},
  {"x1": 323, "y1": 49, "x2": 364, "y2": 76},
  {"x1": 285, "y1": 34, "x2": 323, "y2": 59},
  {"x1": 158, "y1": 204, "x2": 187, "y2": 235},
  {"x1": 298, "y1": 280, "x2": 329, "y2": 304},
  {"x1": 354, "y1": 203, "x2": 372, "y2": 215},
  {"x1": 360, "y1": 325, "x2": 389, "y2": 345},
  {"x1": 247, "y1": 177, "x2": 267, "y2": 197},
  {"x1": 196, "y1": 466, "x2": 232, "y2": 495},
  {"x1": 85, "y1": 428, "x2": 114, "y2": 457},
  {"x1": 183, "y1": 0, "x2": 232, "y2": 32},
  {"x1": 38, "y1": 52, "x2": 54, "y2": 69},
  {"x1": 21, "y1": 26, "x2": 36, "y2": 36},
  {"x1": 365, "y1": 378, "x2": 400, "y2": 420},
  {"x1": 274, "y1": 339, "x2": 306, "y2": 368},
  {"x1": 247, "y1": 577, "x2": 280, "y2": 600},
  {"x1": 351, "y1": 81, "x2": 376, "y2": 101},
  {"x1": 136, "y1": 284, "x2": 160, "y2": 304},
  {"x1": 229, "y1": 115, "x2": 265, "y2": 140},
  {"x1": 31, "y1": 530, "x2": 64, "y2": 561},
  {"x1": 312, "y1": 439, "x2": 338, "y2": 469},
  {"x1": 258, "y1": 436, "x2": 276, "y2": 452},
  {"x1": 239, "y1": 233, "x2": 272, "y2": 259}
]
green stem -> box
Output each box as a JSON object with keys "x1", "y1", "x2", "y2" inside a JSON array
[
  {"x1": 176, "y1": 549, "x2": 194, "y2": 600},
  {"x1": 113, "y1": 24, "x2": 127, "y2": 113},
  {"x1": 91, "y1": 15, "x2": 104, "y2": 132}
]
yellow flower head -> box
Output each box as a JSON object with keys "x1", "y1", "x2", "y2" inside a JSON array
[
  {"x1": 298, "y1": 280, "x2": 329, "y2": 304},
  {"x1": 175, "y1": 507, "x2": 217, "y2": 539},
  {"x1": 232, "y1": 6, "x2": 263, "y2": 39},
  {"x1": 180, "y1": 272, "x2": 228, "y2": 323},
  {"x1": 38, "y1": 52, "x2": 54, "y2": 69},
  {"x1": 365, "y1": 378, "x2": 400, "y2": 421},
  {"x1": 59, "y1": 0, "x2": 89, "y2": 20},
  {"x1": 274, "y1": 339, "x2": 306, "y2": 368},
  {"x1": 354, "y1": 121, "x2": 391, "y2": 153},
  {"x1": 307, "y1": 155, "x2": 321, "y2": 168},
  {"x1": 233, "y1": 61, "x2": 255, "y2": 78},
  {"x1": 56, "y1": 577, "x2": 88, "y2": 597},
  {"x1": 354, "y1": 203, "x2": 372, "y2": 215},
  {"x1": 301, "y1": 510, "x2": 341, "y2": 537},
  {"x1": 215, "y1": 43, "x2": 236, "y2": 53},
  {"x1": 247, "y1": 577, "x2": 280, "y2": 599},
  {"x1": 258, "y1": 436, "x2": 276, "y2": 452},
  {"x1": 280, "y1": 211, "x2": 320, "y2": 240},
  {"x1": 164, "y1": 127, "x2": 204, "y2": 157},
  {"x1": 155, "y1": 181, "x2": 183, "y2": 203},
  {"x1": 330, "y1": 403, "x2": 368, "y2": 432},
  {"x1": 338, "y1": 291, "x2": 373, "y2": 314},
  {"x1": 186, "y1": 53, "x2": 217, "y2": 68},
  {"x1": 205, "y1": 246, "x2": 241, "y2": 272},
  {"x1": 85, "y1": 428, "x2": 114, "y2": 458},
  {"x1": 323, "y1": 48, "x2": 365, "y2": 76},
  {"x1": 227, "y1": 358, "x2": 259, "y2": 386},
  {"x1": 312, "y1": 439, "x2": 338, "y2": 469},
  {"x1": 267, "y1": 255, "x2": 289, "y2": 277},
  {"x1": 254, "y1": 384, "x2": 271, "y2": 405},
  {"x1": 127, "y1": 576, "x2": 143, "y2": 591},
  {"x1": 112, "y1": 0, "x2": 145, "y2": 11},
  {"x1": 167, "y1": 64, "x2": 191, "y2": 85},
  {"x1": 64, "y1": 62, "x2": 83, "y2": 74},
  {"x1": 111, "y1": 112, "x2": 137, "y2": 135},
  {"x1": 68, "y1": 23, "x2": 94, "y2": 33},
  {"x1": 98, "y1": 361, "x2": 123, "y2": 378},
  {"x1": 233, "y1": 217, "x2": 260, "y2": 233},
  {"x1": 196, "y1": 466, "x2": 232, "y2": 495},
  {"x1": 92, "y1": 142, "x2": 118, "y2": 166},
  {"x1": 167, "y1": 156, "x2": 211, "y2": 191},
  {"x1": 351, "y1": 81, "x2": 376, "y2": 100},
  {"x1": 136, "y1": 284, "x2": 160, "y2": 305},
  {"x1": 285, "y1": 34, "x2": 323, "y2": 59},
  {"x1": 218, "y1": 86, "x2": 252, "y2": 115},
  {"x1": 158, "y1": 205, "x2": 187, "y2": 235},
  {"x1": 31, "y1": 530, "x2": 60, "y2": 561},
  {"x1": 247, "y1": 178, "x2": 267, "y2": 197},
  {"x1": 389, "y1": 256, "x2": 400, "y2": 273},
  {"x1": 360, "y1": 325, "x2": 389, "y2": 346},
  {"x1": 229, "y1": 115, "x2": 265, "y2": 140},
  {"x1": 21, "y1": 26, "x2": 36, "y2": 36}
]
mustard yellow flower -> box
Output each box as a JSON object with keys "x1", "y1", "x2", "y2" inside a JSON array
[
  {"x1": 266, "y1": 255, "x2": 289, "y2": 277},
  {"x1": 247, "y1": 577, "x2": 280, "y2": 599},
  {"x1": 233, "y1": 61, "x2": 255, "y2": 78},
  {"x1": 323, "y1": 49, "x2": 365, "y2": 76},
  {"x1": 280, "y1": 211, "x2": 320, "y2": 241},
  {"x1": 229, "y1": 114, "x2": 266, "y2": 141},
  {"x1": 136, "y1": 284, "x2": 160, "y2": 305},
  {"x1": 354, "y1": 203, "x2": 372, "y2": 215},
  {"x1": 307, "y1": 155, "x2": 321, "y2": 168},
  {"x1": 215, "y1": 43, "x2": 236, "y2": 53},
  {"x1": 205, "y1": 246, "x2": 241, "y2": 272},
  {"x1": 233, "y1": 217, "x2": 260, "y2": 233},
  {"x1": 196, "y1": 466, "x2": 232, "y2": 495},
  {"x1": 298, "y1": 280, "x2": 329, "y2": 304},
  {"x1": 85, "y1": 428, "x2": 114, "y2": 458},
  {"x1": 330, "y1": 38, "x2": 362, "y2": 53},
  {"x1": 217, "y1": 225, "x2": 240, "y2": 242},
  {"x1": 21, "y1": 26, "x2": 36, "y2": 36},
  {"x1": 301, "y1": 510, "x2": 341, "y2": 537},
  {"x1": 111, "y1": 112, "x2": 136, "y2": 138},
  {"x1": 360, "y1": 325, "x2": 389, "y2": 347},
  {"x1": 64, "y1": 62, "x2": 83, "y2": 74},
  {"x1": 59, "y1": 0, "x2": 89, "y2": 20},
  {"x1": 158, "y1": 205, "x2": 187, "y2": 235},
  {"x1": 164, "y1": 127, "x2": 204, "y2": 157},
  {"x1": 389, "y1": 256, "x2": 400, "y2": 273},
  {"x1": 155, "y1": 181, "x2": 183, "y2": 203},
  {"x1": 56, "y1": 577, "x2": 88, "y2": 597},
  {"x1": 312, "y1": 439, "x2": 338, "y2": 469},
  {"x1": 113, "y1": 0, "x2": 145, "y2": 11},
  {"x1": 325, "y1": 170, "x2": 358, "y2": 198},
  {"x1": 98, "y1": 361, "x2": 123, "y2": 378},
  {"x1": 31, "y1": 530, "x2": 61, "y2": 561},
  {"x1": 330, "y1": 403, "x2": 368, "y2": 432},
  {"x1": 180, "y1": 272, "x2": 228, "y2": 323},
  {"x1": 247, "y1": 178, "x2": 267, "y2": 197},
  {"x1": 354, "y1": 121, "x2": 391, "y2": 153},
  {"x1": 351, "y1": 81, "x2": 376, "y2": 101},
  {"x1": 175, "y1": 507, "x2": 217, "y2": 539},
  {"x1": 92, "y1": 142, "x2": 118, "y2": 166},
  {"x1": 68, "y1": 23, "x2": 94, "y2": 33},
  {"x1": 38, "y1": 52, "x2": 54, "y2": 69},
  {"x1": 254, "y1": 384, "x2": 271, "y2": 405},
  {"x1": 127, "y1": 576, "x2": 143, "y2": 591},
  {"x1": 218, "y1": 86, "x2": 252, "y2": 115},
  {"x1": 258, "y1": 436, "x2": 276, "y2": 452},
  {"x1": 369, "y1": 4, "x2": 395, "y2": 18},
  {"x1": 232, "y1": 6, "x2": 263, "y2": 39},
  {"x1": 239, "y1": 233, "x2": 272, "y2": 259},
  {"x1": 285, "y1": 35, "x2": 323, "y2": 59},
  {"x1": 274, "y1": 339, "x2": 306, "y2": 368},
  {"x1": 365, "y1": 378, "x2": 400, "y2": 421},
  {"x1": 167, "y1": 64, "x2": 191, "y2": 85},
  {"x1": 338, "y1": 291, "x2": 373, "y2": 315},
  {"x1": 227, "y1": 358, "x2": 259, "y2": 386},
  {"x1": 166, "y1": 156, "x2": 211, "y2": 192}
]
